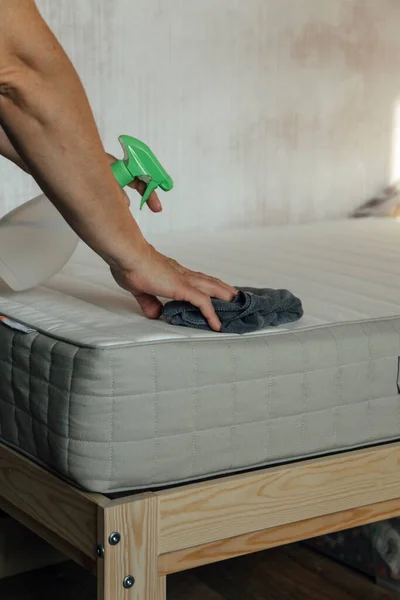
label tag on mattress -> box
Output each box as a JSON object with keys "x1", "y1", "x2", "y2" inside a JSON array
[{"x1": 0, "y1": 316, "x2": 36, "y2": 334}]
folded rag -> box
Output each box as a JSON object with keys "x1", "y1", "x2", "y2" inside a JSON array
[{"x1": 163, "y1": 287, "x2": 303, "y2": 334}]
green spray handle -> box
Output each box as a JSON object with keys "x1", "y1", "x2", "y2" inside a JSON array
[{"x1": 111, "y1": 135, "x2": 173, "y2": 209}]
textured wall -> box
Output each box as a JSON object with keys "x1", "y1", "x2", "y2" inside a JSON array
[{"x1": 1, "y1": 0, "x2": 400, "y2": 235}]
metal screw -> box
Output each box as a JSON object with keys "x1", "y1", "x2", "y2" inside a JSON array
[
  {"x1": 96, "y1": 544, "x2": 105, "y2": 558},
  {"x1": 109, "y1": 532, "x2": 121, "y2": 545},
  {"x1": 123, "y1": 575, "x2": 135, "y2": 589}
]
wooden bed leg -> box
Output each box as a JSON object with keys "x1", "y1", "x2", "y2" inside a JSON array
[
  {"x1": 97, "y1": 494, "x2": 162, "y2": 600},
  {"x1": 158, "y1": 575, "x2": 167, "y2": 599}
]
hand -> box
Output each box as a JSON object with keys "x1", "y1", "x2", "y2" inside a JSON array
[
  {"x1": 110, "y1": 243, "x2": 237, "y2": 332},
  {"x1": 106, "y1": 153, "x2": 162, "y2": 213}
]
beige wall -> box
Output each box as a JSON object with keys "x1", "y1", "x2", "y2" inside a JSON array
[{"x1": 1, "y1": 0, "x2": 400, "y2": 235}]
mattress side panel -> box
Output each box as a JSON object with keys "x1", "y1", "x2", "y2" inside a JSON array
[
  {"x1": 0, "y1": 326, "x2": 114, "y2": 490},
  {"x1": 96, "y1": 318, "x2": 400, "y2": 492},
  {"x1": 1, "y1": 318, "x2": 400, "y2": 494}
]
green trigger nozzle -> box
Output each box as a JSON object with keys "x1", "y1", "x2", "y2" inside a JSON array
[{"x1": 111, "y1": 135, "x2": 173, "y2": 209}]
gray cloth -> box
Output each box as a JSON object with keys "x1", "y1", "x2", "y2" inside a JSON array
[{"x1": 163, "y1": 287, "x2": 303, "y2": 334}]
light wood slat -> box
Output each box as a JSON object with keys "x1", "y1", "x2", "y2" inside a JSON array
[
  {"x1": 158, "y1": 442, "x2": 400, "y2": 553},
  {"x1": 158, "y1": 496, "x2": 400, "y2": 575},
  {"x1": 98, "y1": 494, "x2": 160, "y2": 600},
  {"x1": 0, "y1": 442, "x2": 101, "y2": 559},
  {"x1": 0, "y1": 494, "x2": 96, "y2": 574},
  {"x1": 158, "y1": 575, "x2": 167, "y2": 599}
]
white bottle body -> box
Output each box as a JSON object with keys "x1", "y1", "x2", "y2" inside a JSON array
[{"x1": 0, "y1": 193, "x2": 78, "y2": 291}]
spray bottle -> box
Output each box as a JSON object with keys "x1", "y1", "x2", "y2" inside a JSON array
[{"x1": 0, "y1": 135, "x2": 173, "y2": 291}]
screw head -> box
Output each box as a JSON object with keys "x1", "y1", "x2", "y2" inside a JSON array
[
  {"x1": 123, "y1": 575, "x2": 135, "y2": 589},
  {"x1": 96, "y1": 544, "x2": 104, "y2": 558},
  {"x1": 109, "y1": 532, "x2": 121, "y2": 546}
]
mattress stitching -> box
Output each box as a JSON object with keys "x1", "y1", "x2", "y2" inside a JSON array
[
  {"x1": 329, "y1": 328, "x2": 341, "y2": 449},
  {"x1": 264, "y1": 336, "x2": 273, "y2": 460},
  {"x1": 0, "y1": 353, "x2": 396, "y2": 399},
  {"x1": 390, "y1": 320, "x2": 400, "y2": 438},
  {"x1": 108, "y1": 352, "x2": 115, "y2": 492},
  {"x1": 10, "y1": 330, "x2": 20, "y2": 449},
  {"x1": 152, "y1": 347, "x2": 159, "y2": 484},
  {"x1": 367, "y1": 328, "x2": 374, "y2": 441},
  {"x1": 0, "y1": 395, "x2": 392, "y2": 445},
  {"x1": 302, "y1": 336, "x2": 308, "y2": 454},
  {"x1": 67, "y1": 347, "x2": 80, "y2": 478},
  {"x1": 46, "y1": 338, "x2": 61, "y2": 465},
  {"x1": 28, "y1": 334, "x2": 35, "y2": 456},
  {"x1": 191, "y1": 343, "x2": 198, "y2": 478},
  {"x1": 228, "y1": 343, "x2": 237, "y2": 470},
  {"x1": 292, "y1": 333, "x2": 308, "y2": 454},
  {"x1": 360, "y1": 323, "x2": 373, "y2": 442}
]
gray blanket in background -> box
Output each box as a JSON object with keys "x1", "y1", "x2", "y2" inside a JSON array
[{"x1": 163, "y1": 287, "x2": 303, "y2": 334}]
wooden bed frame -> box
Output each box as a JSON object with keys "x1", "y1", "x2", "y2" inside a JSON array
[{"x1": 0, "y1": 440, "x2": 400, "y2": 599}]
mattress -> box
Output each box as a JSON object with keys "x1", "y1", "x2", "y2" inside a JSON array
[{"x1": 1, "y1": 218, "x2": 400, "y2": 493}]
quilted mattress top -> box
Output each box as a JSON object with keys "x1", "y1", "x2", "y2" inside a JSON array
[{"x1": 1, "y1": 218, "x2": 400, "y2": 348}]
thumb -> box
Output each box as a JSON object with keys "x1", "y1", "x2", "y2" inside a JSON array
[{"x1": 134, "y1": 292, "x2": 163, "y2": 320}]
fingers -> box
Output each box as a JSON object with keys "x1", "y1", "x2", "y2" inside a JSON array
[
  {"x1": 107, "y1": 153, "x2": 159, "y2": 211},
  {"x1": 134, "y1": 292, "x2": 163, "y2": 320},
  {"x1": 129, "y1": 179, "x2": 163, "y2": 213},
  {"x1": 179, "y1": 285, "x2": 221, "y2": 332},
  {"x1": 187, "y1": 273, "x2": 237, "y2": 302},
  {"x1": 168, "y1": 259, "x2": 236, "y2": 300},
  {"x1": 205, "y1": 276, "x2": 237, "y2": 300},
  {"x1": 146, "y1": 191, "x2": 163, "y2": 213},
  {"x1": 189, "y1": 277, "x2": 235, "y2": 302}
]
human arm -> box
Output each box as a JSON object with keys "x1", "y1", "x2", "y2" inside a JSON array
[
  {"x1": 0, "y1": 123, "x2": 28, "y2": 171},
  {"x1": 0, "y1": 0, "x2": 235, "y2": 329},
  {"x1": 0, "y1": 123, "x2": 163, "y2": 209}
]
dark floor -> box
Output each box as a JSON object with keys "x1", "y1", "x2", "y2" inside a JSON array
[{"x1": 0, "y1": 544, "x2": 398, "y2": 600}]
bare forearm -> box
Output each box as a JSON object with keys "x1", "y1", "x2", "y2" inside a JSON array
[
  {"x1": 0, "y1": 124, "x2": 27, "y2": 169},
  {"x1": 0, "y1": 0, "x2": 145, "y2": 269}
]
